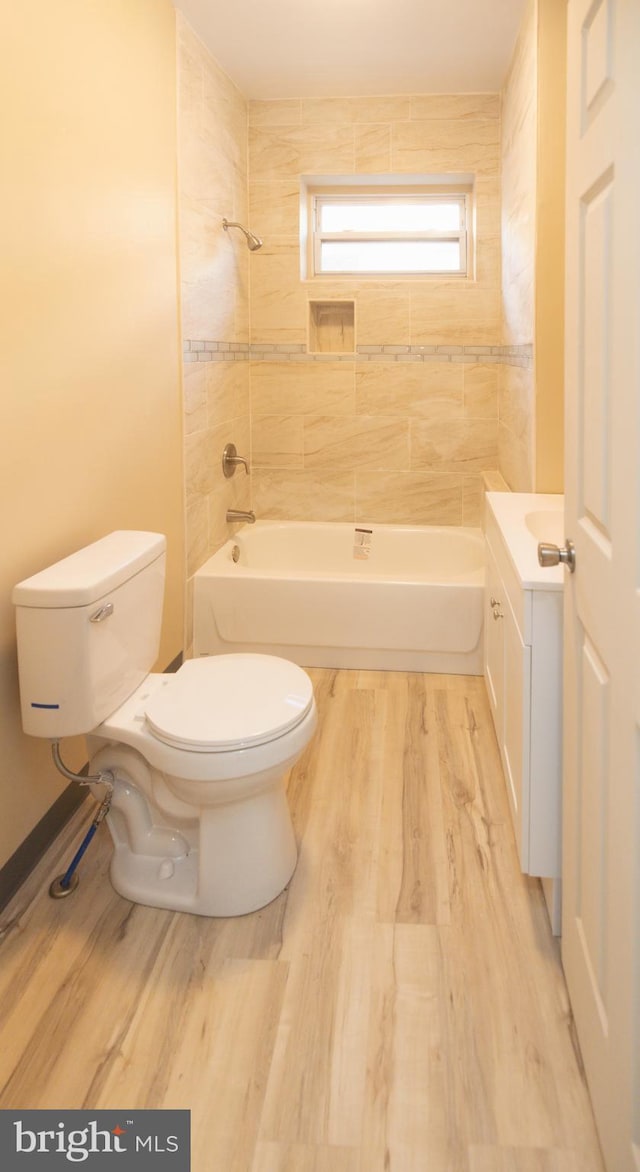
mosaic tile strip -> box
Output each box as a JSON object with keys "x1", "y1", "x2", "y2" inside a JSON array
[{"x1": 183, "y1": 340, "x2": 533, "y2": 367}]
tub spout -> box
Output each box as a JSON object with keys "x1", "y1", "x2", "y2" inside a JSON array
[{"x1": 226, "y1": 509, "x2": 255, "y2": 524}]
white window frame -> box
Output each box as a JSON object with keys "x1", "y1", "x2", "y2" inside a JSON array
[{"x1": 311, "y1": 188, "x2": 471, "y2": 279}]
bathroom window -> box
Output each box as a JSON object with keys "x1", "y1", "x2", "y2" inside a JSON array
[{"x1": 311, "y1": 190, "x2": 470, "y2": 278}]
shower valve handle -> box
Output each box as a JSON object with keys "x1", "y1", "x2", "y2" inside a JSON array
[{"x1": 222, "y1": 443, "x2": 250, "y2": 477}]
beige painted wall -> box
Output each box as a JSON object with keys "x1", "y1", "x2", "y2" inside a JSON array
[
  {"x1": 500, "y1": 0, "x2": 537, "y2": 491},
  {"x1": 500, "y1": 0, "x2": 566, "y2": 493},
  {"x1": 247, "y1": 96, "x2": 503, "y2": 526},
  {"x1": 0, "y1": 0, "x2": 184, "y2": 868},
  {"x1": 535, "y1": 0, "x2": 566, "y2": 492},
  {"x1": 177, "y1": 15, "x2": 250, "y2": 647}
]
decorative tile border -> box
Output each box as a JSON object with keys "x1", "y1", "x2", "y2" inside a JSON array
[{"x1": 183, "y1": 340, "x2": 533, "y2": 368}]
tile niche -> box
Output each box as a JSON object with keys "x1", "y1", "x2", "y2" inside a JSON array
[{"x1": 309, "y1": 301, "x2": 355, "y2": 353}]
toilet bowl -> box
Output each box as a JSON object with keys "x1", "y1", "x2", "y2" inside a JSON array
[
  {"x1": 87, "y1": 655, "x2": 316, "y2": 916},
  {"x1": 12, "y1": 532, "x2": 317, "y2": 917}
]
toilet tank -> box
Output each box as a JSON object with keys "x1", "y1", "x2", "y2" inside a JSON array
[{"x1": 13, "y1": 531, "x2": 166, "y2": 739}]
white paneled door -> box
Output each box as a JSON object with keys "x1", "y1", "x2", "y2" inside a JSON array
[{"x1": 563, "y1": 2, "x2": 640, "y2": 1170}]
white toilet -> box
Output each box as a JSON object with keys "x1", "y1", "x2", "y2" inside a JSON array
[{"x1": 12, "y1": 531, "x2": 317, "y2": 916}]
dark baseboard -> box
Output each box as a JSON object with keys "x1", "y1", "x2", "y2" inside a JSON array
[
  {"x1": 0, "y1": 652, "x2": 184, "y2": 914},
  {"x1": 0, "y1": 781, "x2": 88, "y2": 913}
]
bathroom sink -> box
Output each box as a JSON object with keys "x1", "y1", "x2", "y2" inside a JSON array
[
  {"x1": 525, "y1": 509, "x2": 564, "y2": 546},
  {"x1": 485, "y1": 492, "x2": 564, "y2": 590}
]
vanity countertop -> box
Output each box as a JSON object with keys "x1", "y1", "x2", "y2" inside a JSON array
[{"x1": 486, "y1": 491, "x2": 565, "y2": 591}]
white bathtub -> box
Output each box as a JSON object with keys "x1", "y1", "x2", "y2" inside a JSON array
[{"x1": 193, "y1": 521, "x2": 484, "y2": 674}]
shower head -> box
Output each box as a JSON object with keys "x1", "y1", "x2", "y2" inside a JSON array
[{"x1": 222, "y1": 218, "x2": 263, "y2": 251}]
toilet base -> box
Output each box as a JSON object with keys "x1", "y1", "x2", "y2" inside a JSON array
[{"x1": 107, "y1": 782, "x2": 298, "y2": 917}]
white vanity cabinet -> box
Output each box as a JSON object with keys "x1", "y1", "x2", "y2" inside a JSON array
[{"x1": 484, "y1": 494, "x2": 564, "y2": 926}]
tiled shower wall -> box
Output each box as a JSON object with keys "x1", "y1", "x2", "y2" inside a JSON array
[
  {"x1": 246, "y1": 94, "x2": 510, "y2": 525},
  {"x1": 177, "y1": 14, "x2": 250, "y2": 645},
  {"x1": 500, "y1": 0, "x2": 536, "y2": 491},
  {"x1": 177, "y1": 14, "x2": 538, "y2": 615}
]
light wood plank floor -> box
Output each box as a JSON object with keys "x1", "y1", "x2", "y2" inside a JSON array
[{"x1": 0, "y1": 670, "x2": 605, "y2": 1171}]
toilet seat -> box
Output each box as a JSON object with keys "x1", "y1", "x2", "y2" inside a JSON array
[{"x1": 144, "y1": 654, "x2": 314, "y2": 752}]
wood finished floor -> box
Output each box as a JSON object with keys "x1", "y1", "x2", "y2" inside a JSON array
[{"x1": 0, "y1": 670, "x2": 605, "y2": 1172}]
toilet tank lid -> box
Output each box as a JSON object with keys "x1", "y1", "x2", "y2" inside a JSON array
[{"x1": 12, "y1": 531, "x2": 166, "y2": 608}]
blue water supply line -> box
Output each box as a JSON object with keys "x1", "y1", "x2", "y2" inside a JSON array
[{"x1": 49, "y1": 742, "x2": 114, "y2": 900}]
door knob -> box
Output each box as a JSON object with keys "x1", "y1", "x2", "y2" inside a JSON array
[{"x1": 538, "y1": 540, "x2": 576, "y2": 573}]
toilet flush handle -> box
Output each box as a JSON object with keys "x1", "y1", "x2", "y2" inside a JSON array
[{"x1": 90, "y1": 602, "x2": 114, "y2": 623}]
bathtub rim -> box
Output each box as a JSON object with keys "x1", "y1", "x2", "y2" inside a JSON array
[
  {"x1": 198, "y1": 519, "x2": 485, "y2": 588},
  {"x1": 193, "y1": 519, "x2": 485, "y2": 675}
]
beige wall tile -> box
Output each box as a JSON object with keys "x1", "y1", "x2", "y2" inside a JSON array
[
  {"x1": 355, "y1": 472, "x2": 464, "y2": 525},
  {"x1": 234, "y1": 281, "x2": 251, "y2": 342},
  {"x1": 409, "y1": 387, "x2": 464, "y2": 425},
  {"x1": 202, "y1": 79, "x2": 246, "y2": 170},
  {"x1": 350, "y1": 95, "x2": 412, "y2": 123},
  {"x1": 183, "y1": 363, "x2": 208, "y2": 435},
  {"x1": 411, "y1": 418, "x2": 498, "y2": 473},
  {"x1": 355, "y1": 125, "x2": 392, "y2": 173},
  {"x1": 178, "y1": 17, "x2": 250, "y2": 625},
  {"x1": 503, "y1": 243, "x2": 535, "y2": 344},
  {"x1": 356, "y1": 361, "x2": 463, "y2": 420},
  {"x1": 252, "y1": 415, "x2": 304, "y2": 468},
  {"x1": 185, "y1": 428, "x2": 216, "y2": 502},
  {"x1": 496, "y1": 358, "x2": 532, "y2": 487},
  {"x1": 179, "y1": 116, "x2": 221, "y2": 206},
  {"x1": 184, "y1": 574, "x2": 194, "y2": 659},
  {"x1": 462, "y1": 475, "x2": 486, "y2": 526},
  {"x1": 181, "y1": 225, "x2": 246, "y2": 342},
  {"x1": 208, "y1": 361, "x2": 250, "y2": 429},
  {"x1": 301, "y1": 98, "x2": 356, "y2": 124},
  {"x1": 411, "y1": 94, "x2": 501, "y2": 121},
  {"x1": 177, "y1": 16, "x2": 204, "y2": 114},
  {"x1": 249, "y1": 100, "x2": 302, "y2": 126},
  {"x1": 475, "y1": 177, "x2": 502, "y2": 238},
  {"x1": 463, "y1": 364, "x2": 499, "y2": 418},
  {"x1": 483, "y1": 470, "x2": 511, "y2": 492},
  {"x1": 180, "y1": 279, "x2": 224, "y2": 341},
  {"x1": 185, "y1": 410, "x2": 251, "y2": 552},
  {"x1": 235, "y1": 85, "x2": 509, "y2": 529},
  {"x1": 301, "y1": 96, "x2": 415, "y2": 124},
  {"x1": 250, "y1": 361, "x2": 356, "y2": 416},
  {"x1": 249, "y1": 126, "x2": 355, "y2": 181},
  {"x1": 180, "y1": 69, "x2": 247, "y2": 212},
  {"x1": 502, "y1": 0, "x2": 537, "y2": 348},
  {"x1": 209, "y1": 480, "x2": 252, "y2": 553},
  {"x1": 304, "y1": 415, "x2": 409, "y2": 470},
  {"x1": 304, "y1": 279, "x2": 360, "y2": 301},
  {"x1": 410, "y1": 284, "x2": 501, "y2": 345},
  {"x1": 392, "y1": 122, "x2": 500, "y2": 176},
  {"x1": 395, "y1": 119, "x2": 500, "y2": 151},
  {"x1": 252, "y1": 470, "x2": 356, "y2": 521},
  {"x1": 181, "y1": 224, "x2": 247, "y2": 341},
  {"x1": 499, "y1": 363, "x2": 534, "y2": 441},
  {"x1": 186, "y1": 495, "x2": 209, "y2": 579},
  {"x1": 474, "y1": 178, "x2": 502, "y2": 286},
  {"x1": 249, "y1": 182, "x2": 300, "y2": 240},
  {"x1": 476, "y1": 233, "x2": 501, "y2": 285},
  {"x1": 250, "y1": 245, "x2": 308, "y2": 342},
  {"x1": 498, "y1": 421, "x2": 533, "y2": 492},
  {"x1": 357, "y1": 288, "x2": 412, "y2": 345},
  {"x1": 180, "y1": 200, "x2": 235, "y2": 305},
  {"x1": 208, "y1": 416, "x2": 251, "y2": 550}
]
